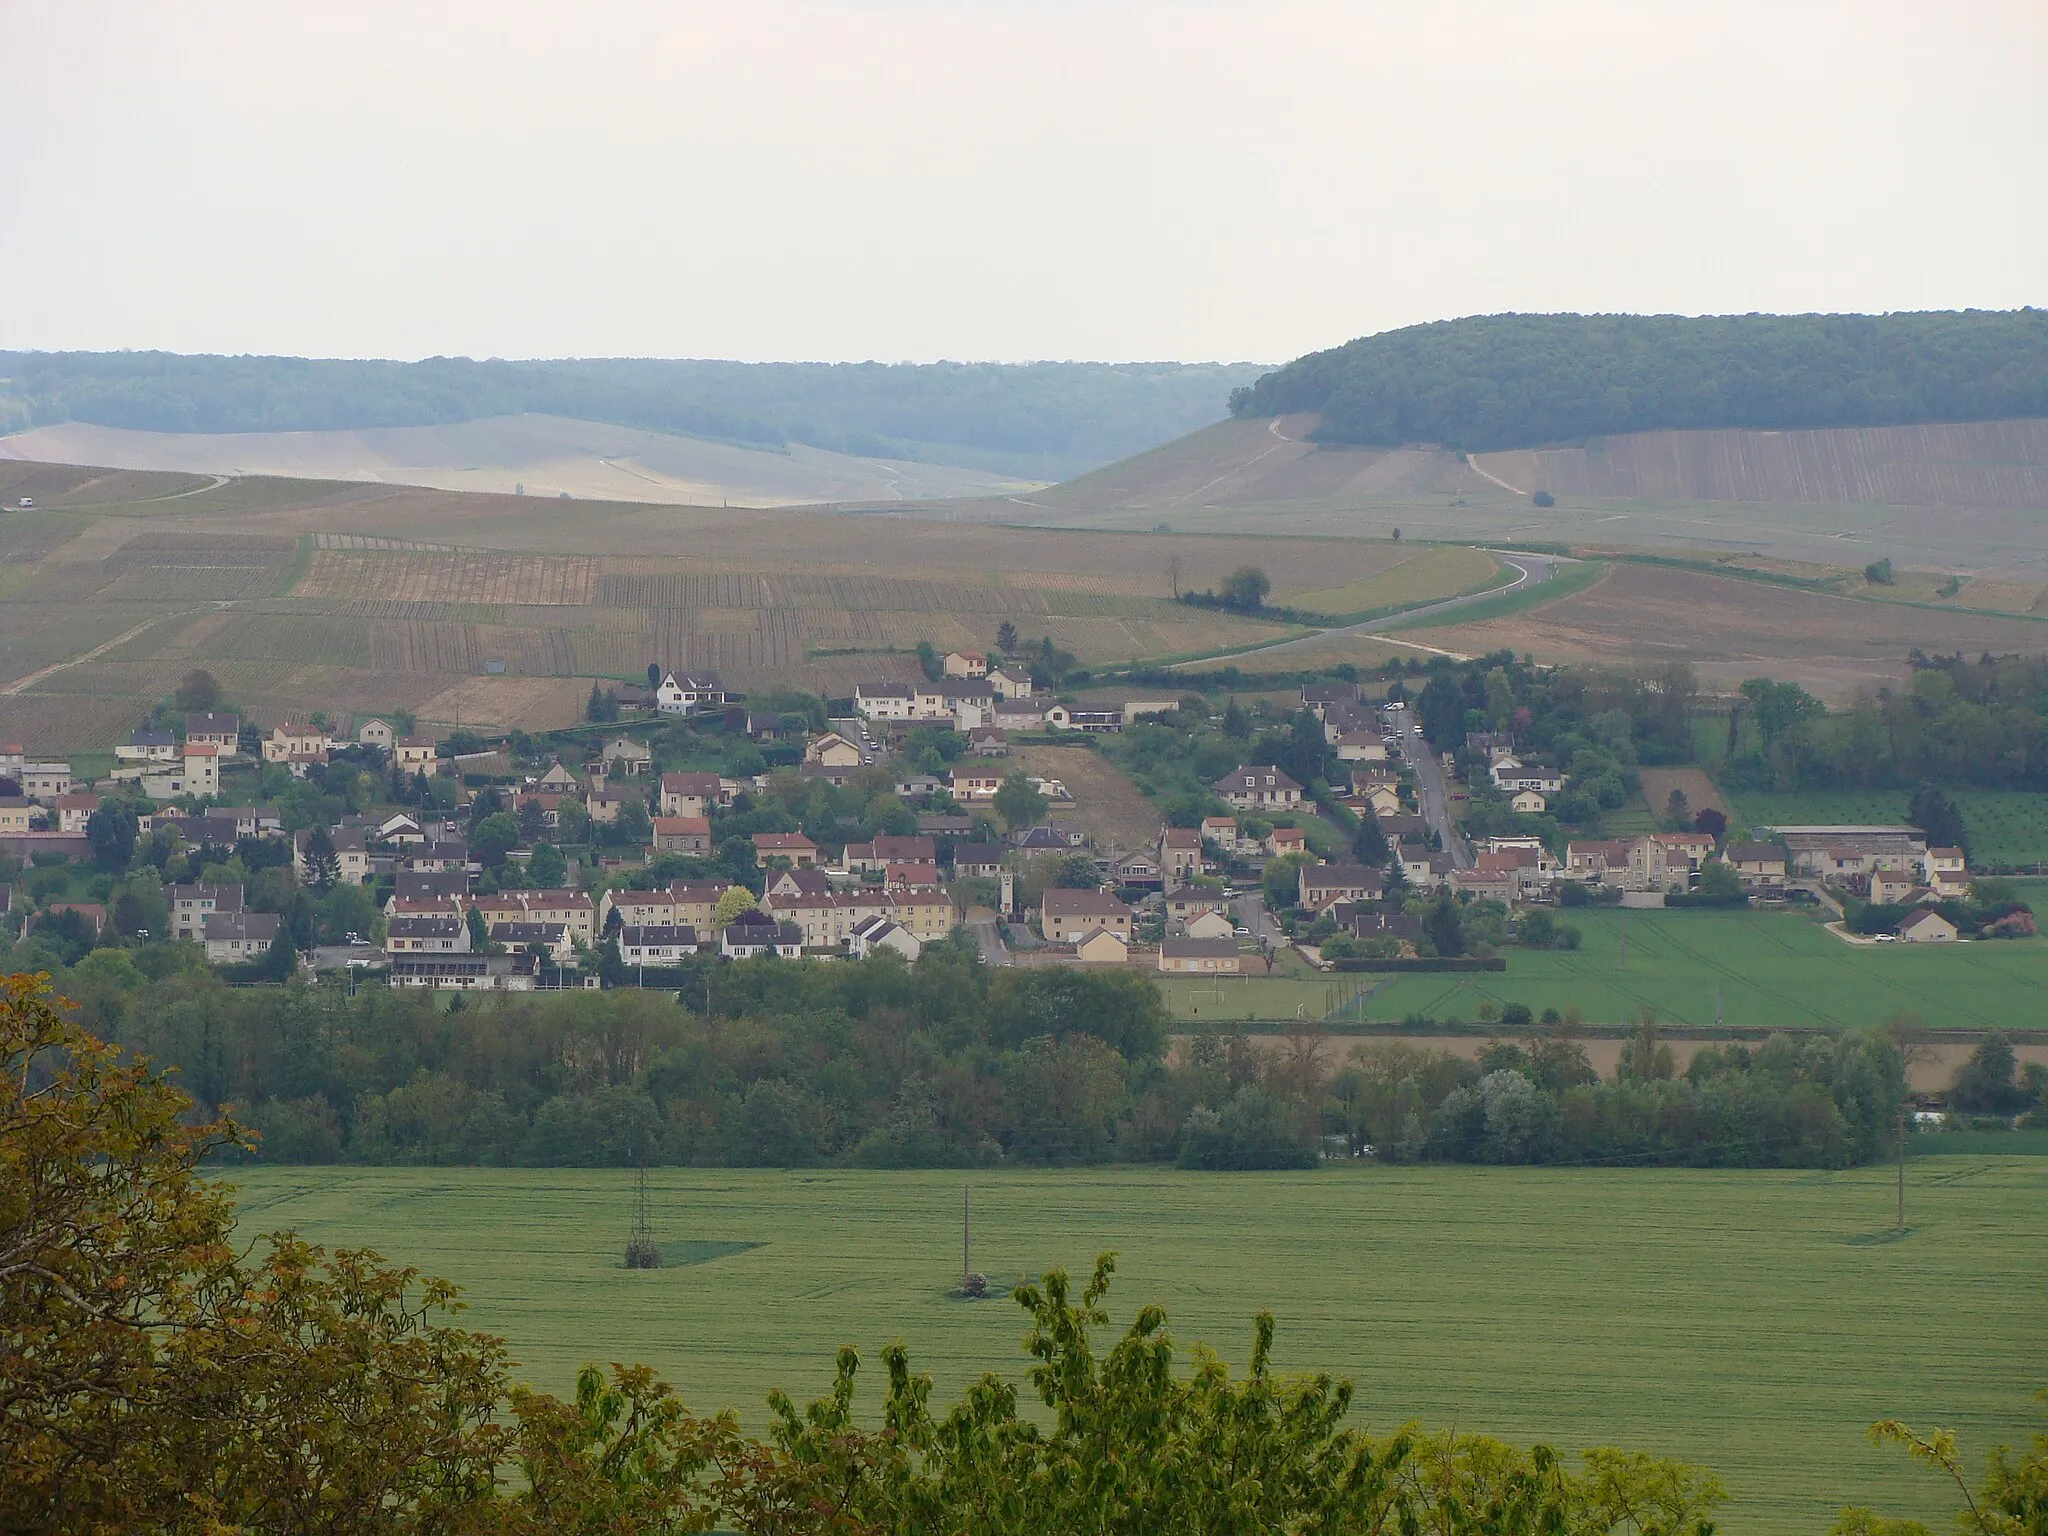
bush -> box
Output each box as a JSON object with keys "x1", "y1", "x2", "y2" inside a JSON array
[
  {"x1": 1177, "y1": 1088, "x2": 1318, "y2": 1170},
  {"x1": 1532, "y1": 489, "x2": 1556, "y2": 508}
]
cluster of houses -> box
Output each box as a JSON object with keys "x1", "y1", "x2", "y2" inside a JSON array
[{"x1": 852, "y1": 650, "x2": 1178, "y2": 739}]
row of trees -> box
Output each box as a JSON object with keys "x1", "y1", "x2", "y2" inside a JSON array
[
  {"x1": 1228, "y1": 310, "x2": 2048, "y2": 450},
  {"x1": 37, "y1": 926, "x2": 1936, "y2": 1172}
]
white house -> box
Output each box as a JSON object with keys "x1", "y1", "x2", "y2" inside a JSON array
[
  {"x1": 117, "y1": 726, "x2": 179, "y2": 763},
  {"x1": 655, "y1": 670, "x2": 727, "y2": 716},
  {"x1": 618, "y1": 925, "x2": 699, "y2": 964},
  {"x1": 849, "y1": 914, "x2": 922, "y2": 961}
]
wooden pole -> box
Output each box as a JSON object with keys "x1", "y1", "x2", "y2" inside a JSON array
[{"x1": 962, "y1": 1185, "x2": 971, "y2": 1284}]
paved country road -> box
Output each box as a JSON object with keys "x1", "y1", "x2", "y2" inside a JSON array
[
  {"x1": 1403, "y1": 718, "x2": 1472, "y2": 869},
  {"x1": 1170, "y1": 549, "x2": 1571, "y2": 671}
]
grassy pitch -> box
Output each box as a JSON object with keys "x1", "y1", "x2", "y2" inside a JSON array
[{"x1": 226, "y1": 1161, "x2": 2048, "y2": 1536}]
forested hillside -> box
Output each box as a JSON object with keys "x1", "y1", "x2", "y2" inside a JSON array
[
  {"x1": 0, "y1": 353, "x2": 1264, "y2": 479},
  {"x1": 1230, "y1": 310, "x2": 2048, "y2": 451}
]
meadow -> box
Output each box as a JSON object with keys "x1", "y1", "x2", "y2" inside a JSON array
[
  {"x1": 1724, "y1": 788, "x2": 2048, "y2": 870},
  {"x1": 1162, "y1": 907, "x2": 2048, "y2": 1030},
  {"x1": 223, "y1": 1161, "x2": 2048, "y2": 1536}
]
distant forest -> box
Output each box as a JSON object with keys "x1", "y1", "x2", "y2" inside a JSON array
[
  {"x1": 1229, "y1": 310, "x2": 2048, "y2": 451},
  {"x1": 0, "y1": 353, "x2": 1265, "y2": 479}
]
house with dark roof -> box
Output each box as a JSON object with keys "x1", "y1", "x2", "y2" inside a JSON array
[{"x1": 1214, "y1": 765, "x2": 1303, "y2": 811}]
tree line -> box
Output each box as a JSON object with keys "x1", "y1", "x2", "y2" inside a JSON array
[
  {"x1": 1228, "y1": 310, "x2": 2048, "y2": 450},
  {"x1": 37, "y1": 938, "x2": 1927, "y2": 1172},
  {"x1": 0, "y1": 352, "x2": 1261, "y2": 479}
]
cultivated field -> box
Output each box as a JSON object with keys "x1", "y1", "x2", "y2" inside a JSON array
[
  {"x1": 222, "y1": 1161, "x2": 2048, "y2": 1536},
  {"x1": 1637, "y1": 766, "x2": 1727, "y2": 818},
  {"x1": 1399, "y1": 563, "x2": 2048, "y2": 700},
  {"x1": 1009, "y1": 743, "x2": 1163, "y2": 853},
  {"x1": 1, "y1": 463, "x2": 1483, "y2": 744}
]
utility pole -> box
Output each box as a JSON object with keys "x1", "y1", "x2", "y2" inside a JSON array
[{"x1": 962, "y1": 1185, "x2": 971, "y2": 1287}]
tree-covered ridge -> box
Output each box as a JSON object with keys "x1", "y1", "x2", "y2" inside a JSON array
[
  {"x1": 0, "y1": 352, "x2": 1265, "y2": 478},
  {"x1": 1229, "y1": 310, "x2": 2048, "y2": 451}
]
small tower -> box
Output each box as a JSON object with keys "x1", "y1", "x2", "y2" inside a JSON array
[{"x1": 624, "y1": 1159, "x2": 660, "y2": 1269}]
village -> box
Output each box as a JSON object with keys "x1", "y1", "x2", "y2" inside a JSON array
[{"x1": 0, "y1": 646, "x2": 1990, "y2": 994}]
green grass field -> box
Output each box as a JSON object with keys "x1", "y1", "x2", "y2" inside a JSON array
[
  {"x1": 1164, "y1": 907, "x2": 2048, "y2": 1029},
  {"x1": 223, "y1": 1162, "x2": 2048, "y2": 1536},
  {"x1": 1722, "y1": 788, "x2": 2048, "y2": 870}
]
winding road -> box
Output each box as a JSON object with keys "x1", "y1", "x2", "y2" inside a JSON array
[{"x1": 1169, "y1": 549, "x2": 1572, "y2": 671}]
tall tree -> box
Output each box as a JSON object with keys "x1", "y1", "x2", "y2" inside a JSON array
[
  {"x1": 173, "y1": 668, "x2": 221, "y2": 712},
  {"x1": 1909, "y1": 782, "x2": 1969, "y2": 855},
  {"x1": 1219, "y1": 566, "x2": 1271, "y2": 611},
  {"x1": 994, "y1": 771, "x2": 1049, "y2": 832}
]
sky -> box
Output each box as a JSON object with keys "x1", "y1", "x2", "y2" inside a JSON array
[{"x1": 3, "y1": 1, "x2": 2044, "y2": 365}]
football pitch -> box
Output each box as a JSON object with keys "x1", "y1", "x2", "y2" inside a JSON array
[{"x1": 225, "y1": 1160, "x2": 2048, "y2": 1536}]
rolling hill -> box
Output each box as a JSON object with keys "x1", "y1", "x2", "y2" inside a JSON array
[
  {"x1": 952, "y1": 409, "x2": 2048, "y2": 577},
  {"x1": 0, "y1": 413, "x2": 1038, "y2": 508},
  {"x1": 1230, "y1": 310, "x2": 2048, "y2": 451}
]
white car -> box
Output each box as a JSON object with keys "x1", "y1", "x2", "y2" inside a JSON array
[{"x1": 1234, "y1": 925, "x2": 1250, "y2": 936}]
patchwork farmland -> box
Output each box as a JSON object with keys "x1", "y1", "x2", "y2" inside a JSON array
[{"x1": 0, "y1": 462, "x2": 1438, "y2": 745}]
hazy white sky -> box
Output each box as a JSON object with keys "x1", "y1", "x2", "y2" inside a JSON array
[{"x1": 3, "y1": 1, "x2": 2043, "y2": 364}]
